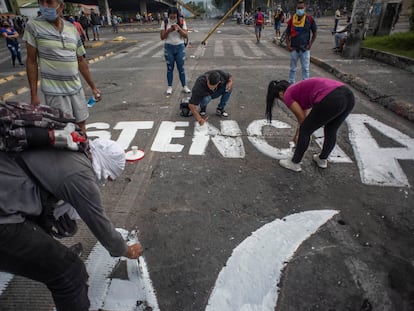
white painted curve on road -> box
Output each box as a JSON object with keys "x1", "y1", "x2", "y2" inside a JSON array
[{"x1": 205, "y1": 210, "x2": 339, "y2": 311}]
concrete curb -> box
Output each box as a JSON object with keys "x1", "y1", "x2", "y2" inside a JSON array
[
  {"x1": 360, "y1": 47, "x2": 414, "y2": 74},
  {"x1": 310, "y1": 56, "x2": 414, "y2": 122}
]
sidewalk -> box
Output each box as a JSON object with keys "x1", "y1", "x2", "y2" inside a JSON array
[{"x1": 308, "y1": 16, "x2": 414, "y2": 121}]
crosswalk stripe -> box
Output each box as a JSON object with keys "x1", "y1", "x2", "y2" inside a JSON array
[
  {"x1": 214, "y1": 40, "x2": 224, "y2": 57},
  {"x1": 230, "y1": 40, "x2": 244, "y2": 57},
  {"x1": 106, "y1": 38, "x2": 288, "y2": 61},
  {"x1": 245, "y1": 40, "x2": 267, "y2": 57},
  {"x1": 134, "y1": 41, "x2": 163, "y2": 58},
  {"x1": 111, "y1": 41, "x2": 154, "y2": 59},
  {"x1": 192, "y1": 45, "x2": 206, "y2": 58}
]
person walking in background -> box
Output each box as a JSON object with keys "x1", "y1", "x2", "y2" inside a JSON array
[
  {"x1": 69, "y1": 15, "x2": 87, "y2": 46},
  {"x1": 265, "y1": 78, "x2": 355, "y2": 172},
  {"x1": 285, "y1": 1, "x2": 317, "y2": 84},
  {"x1": 79, "y1": 11, "x2": 90, "y2": 41},
  {"x1": 24, "y1": 0, "x2": 101, "y2": 133},
  {"x1": 1, "y1": 20, "x2": 24, "y2": 67},
  {"x1": 188, "y1": 70, "x2": 233, "y2": 125},
  {"x1": 334, "y1": 7, "x2": 341, "y2": 32},
  {"x1": 160, "y1": 6, "x2": 191, "y2": 95},
  {"x1": 273, "y1": 5, "x2": 285, "y2": 39},
  {"x1": 254, "y1": 7, "x2": 265, "y2": 43},
  {"x1": 90, "y1": 8, "x2": 101, "y2": 41},
  {"x1": 111, "y1": 14, "x2": 119, "y2": 33}
]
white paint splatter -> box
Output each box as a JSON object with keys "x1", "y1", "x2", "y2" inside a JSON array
[{"x1": 205, "y1": 210, "x2": 339, "y2": 311}]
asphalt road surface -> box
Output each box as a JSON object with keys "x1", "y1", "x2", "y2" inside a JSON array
[{"x1": 0, "y1": 19, "x2": 413, "y2": 311}]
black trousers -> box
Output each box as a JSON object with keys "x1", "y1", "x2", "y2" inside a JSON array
[
  {"x1": 292, "y1": 86, "x2": 355, "y2": 163},
  {"x1": 0, "y1": 221, "x2": 90, "y2": 311}
]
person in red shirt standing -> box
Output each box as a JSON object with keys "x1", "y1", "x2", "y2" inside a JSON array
[
  {"x1": 68, "y1": 15, "x2": 87, "y2": 46},
  {"x1": 254, "y1": 7, "x2": 265, "y2": 43}
]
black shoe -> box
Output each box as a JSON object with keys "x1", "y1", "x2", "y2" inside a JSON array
[
  {"x1": 199, "y1": 108, "x2": 206, "y2": 116},
  {"x1": 216, "y1": 108, "x2": 228, "y2": 117}
]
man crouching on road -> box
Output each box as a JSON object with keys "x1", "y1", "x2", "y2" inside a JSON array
[
  {"x1": 0, "y1": 138, "x2": 142, "y2": 311},
  {"x1": 188, "y1": 70, "x2": 233, "y2": 126}
]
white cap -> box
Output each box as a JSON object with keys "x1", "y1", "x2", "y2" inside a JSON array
[{"x1": 89, "y1": 138, "x2": 125, "y2": 184}]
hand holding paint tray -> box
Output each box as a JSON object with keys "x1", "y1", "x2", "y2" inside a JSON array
[{"x1": 125, "y1": 146, "x2": 145, "y2": 162}]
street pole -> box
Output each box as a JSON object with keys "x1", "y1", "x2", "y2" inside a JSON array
[
  {"x1": 201, "y1": 0, "x2": 244, "y2": 45},
  {"x1": 342, "y1": 0, "x2": 373, "y2": 58}
]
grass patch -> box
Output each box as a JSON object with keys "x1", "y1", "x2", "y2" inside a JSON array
[{"x1": 363, "y1": 31, "x2": 414, "y2": 59}]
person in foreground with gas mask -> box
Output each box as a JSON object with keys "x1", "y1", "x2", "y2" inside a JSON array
[
  {"x1": 285, "y1": 1, "x2": 317, "y2": 84},
  {"x1": 23, "y1": 0, "x2": 101, "y2": 134},
  {"x1": 0, "y1": 137, "x2": 143, "y2": 311}
]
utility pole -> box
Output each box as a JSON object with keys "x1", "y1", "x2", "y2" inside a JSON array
[{"x1": 342, "y1": 0, "x2": 373, "y2": 58}]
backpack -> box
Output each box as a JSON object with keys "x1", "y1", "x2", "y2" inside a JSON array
[
  {"x1": 0, "y1": 101, "x2": 86, "y2": 152},
  {"x1": 164, "y1": 16, "x2": 189, "y2": 47},
  {"x1": 180, "y1": 97, "x2": 193, "y2": 117},
  {"x1": 256, "y1": 12, "x2": 264, "y2": 25}
]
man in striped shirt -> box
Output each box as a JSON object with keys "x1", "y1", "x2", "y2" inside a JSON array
[{"x1": 24, "y1": 0, "x2": 101, "y2": 133}]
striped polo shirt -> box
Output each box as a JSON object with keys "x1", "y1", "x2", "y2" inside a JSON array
[{"x1": 23, "y1": 17, "x2": 86, "y2": 96}]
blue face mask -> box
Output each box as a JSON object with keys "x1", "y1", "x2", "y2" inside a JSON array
[
  {"x1": 39, "y1": 3, "x2": 60, "y2": 22},
  {"x1": 68, "y1": 17, "x2": 75, "y2": 23},
  {"x1": 296, "y1": 9, "x2": 305, "y2": 16}
]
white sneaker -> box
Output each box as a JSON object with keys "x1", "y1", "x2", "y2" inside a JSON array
[
  {"x1": 183, "y1": 86, "x2": 191, "y2": 94},
  {"x1": 166, "y1": 86, "x2": 173, "y2": 95},
  {"x1": 279, "y1": 159, "x2": 302, "y2": 172},
  {"x1": 313, "y1": 154, "x2": 328, "y2": 168}
]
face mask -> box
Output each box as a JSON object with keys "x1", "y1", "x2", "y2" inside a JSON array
[
  {"x1": 69, "y1": 17, "x2": 75, "y2": 23},
  {"x1": 296, "y1": 9, "x2": 305, "y2": 16},
  {"x1": 39, "y1": 3, "x2": 60, "y2": 21}
]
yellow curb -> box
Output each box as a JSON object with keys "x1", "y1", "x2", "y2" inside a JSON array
[
  {"x1": 16, "y1": 87, "x2": 29, "y2": 95},
  {"x1": 99, "y1": 55, "x2": 104, "y2": 60},
  {"x1": 17, "y1": 71, "x2": 26, "y2": 76},
  {"x1": 1, "y1": 92, "x2": 15, "y2": 100},
  {"x1": 105, "y1": 52, "x2": 114, "y2": 57},
  {"x1": 0, "y1": 78, "x2": 7, "y2": 85},
  {"x1": 112, "y1": 36, "x2": 126, "y2": 41},
  {"x1": 86, "y1": 41, "x2": 105, "y2": 48},
  {"x1": 88, "y1": 59, "x2": 95, "y2": 64},
  {"x1": 4, "y1": 75, "x2": 15, "y2": 81}
]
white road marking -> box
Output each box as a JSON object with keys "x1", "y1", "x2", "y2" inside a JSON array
[
  {"x1": 0, "y1": 272, "x2": 13, "y2": 296},
  {"x1": 205, "y1": 210, "x2": 339, "y2": 311},
  {"x1": 134, "y1": 41, "x2": 164, "y2": 58},
  {"x1": 214, "y1": 40, "x2": 225, "y2": 57},
  {"x1": 347, "y1": 114, "x2": 414, "y2": 187},
  {"x1": 314, "y1": 128, "x2": 353, "y2": 163},
  {"x1": 87, "y1": 228, "x2": 159, "y2": 311}
]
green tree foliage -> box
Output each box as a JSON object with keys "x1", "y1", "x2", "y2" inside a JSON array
[{"x1": 186, "y1": 1, "x2": 206, "y2": 14}]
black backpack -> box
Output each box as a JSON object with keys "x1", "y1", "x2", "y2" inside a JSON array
[{"x1": 180, "y1": 97, "x2": 193, "y2": 117}]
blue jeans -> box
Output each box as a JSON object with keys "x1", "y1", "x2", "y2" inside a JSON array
[
  {"x1": 164, "y1": 43, "x2": 186, "y2": 87},
  {"x1": 7, "y1": 41, "x2": 22, "y2": 65},
  {"x1": 289, "y1": 49, "x2": 310, "y2": 84},
  {"x1": 199, "y1": 85, "x2": 232, "y2": 111}
]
